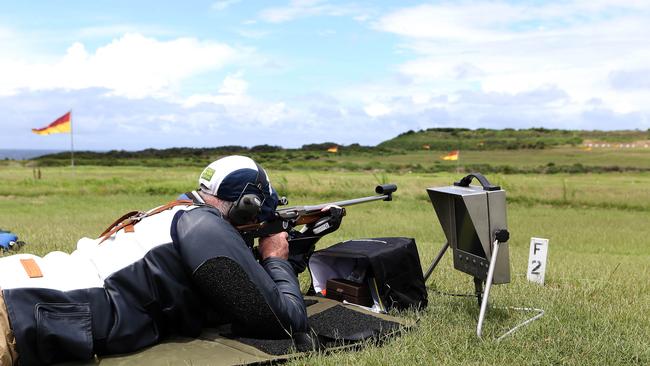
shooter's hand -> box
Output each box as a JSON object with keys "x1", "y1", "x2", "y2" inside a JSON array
[{"x1": 259, "y1": 231, "x2": 289, "y2": 260}]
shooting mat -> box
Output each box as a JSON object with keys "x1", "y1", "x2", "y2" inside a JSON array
[{"x1": 59, "y1": 296, "x2": 411, "y2": 366}]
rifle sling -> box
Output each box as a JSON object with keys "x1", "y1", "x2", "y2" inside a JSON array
[{"x1": 98, "y1": 199, "x2": 194, "y2": 244}]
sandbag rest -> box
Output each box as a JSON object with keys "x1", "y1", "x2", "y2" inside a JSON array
[{"x1": 63, "y1": 296, "x2": 411, "y2": 366}]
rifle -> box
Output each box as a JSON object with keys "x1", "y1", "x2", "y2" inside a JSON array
[{"x1": 237, "y1": 183, "x2": 397, "y2": 239}]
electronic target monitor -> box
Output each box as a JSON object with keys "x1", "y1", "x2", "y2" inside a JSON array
[{"x1": 427, "y1": 173, "x2": 510, "y2": 284}]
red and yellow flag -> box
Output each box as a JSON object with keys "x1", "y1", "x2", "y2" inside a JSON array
[
  {"x1": 327, "y1": 146, "x2": 338, "y2": 153},
  {"x1": 441, "y1": 150, "x2": 459, "y2": 161},
  {"x1": 32, "y1": 112, "x2": 71, "y2": 135}
]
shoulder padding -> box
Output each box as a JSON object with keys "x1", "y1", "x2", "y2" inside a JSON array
[{"x1": 172, "y1": 206, "x2": 248, "y2": 273}]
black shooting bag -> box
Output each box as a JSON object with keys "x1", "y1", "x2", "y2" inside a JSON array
[{"x1": 308, "y1": 237, "x2": 428, "y2": 311}]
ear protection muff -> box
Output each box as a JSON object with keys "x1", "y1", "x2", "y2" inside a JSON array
[
  {"x1": 227, "y1": 163, "x2": 267, "y2": 225},
  {"x1": 228, "y1": 193, "x2": 263, "y2": 225}
]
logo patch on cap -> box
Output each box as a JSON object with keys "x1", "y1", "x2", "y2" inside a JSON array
[{"x1": 201, "y1": 167, "x2": 215, "y2": 181}]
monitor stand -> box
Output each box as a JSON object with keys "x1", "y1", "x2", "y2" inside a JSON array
[
  {"x1": 424, "y1": 237, "x2": 542, "y2": 340},
  {"x1": 476, "y1": 239, "x2": 502, "y2": 338},
  {"x1": 423, "y1": 239, "x2": 500, "y2": 338},
  {"x1": 423, "y1": 241, "x2": 449, "y2": 282}
]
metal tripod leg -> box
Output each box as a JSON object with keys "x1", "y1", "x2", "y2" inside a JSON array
[
  {"x1": 477, "y1": 239, "x2": 501, "y2": 339},
  {"x1": 423, "y1": 242, "x2": 449, "y2": 282}
]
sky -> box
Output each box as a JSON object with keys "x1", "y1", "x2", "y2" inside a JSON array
[{"x1": 1, "y1": 0, "x2": 649, "y2": 150}]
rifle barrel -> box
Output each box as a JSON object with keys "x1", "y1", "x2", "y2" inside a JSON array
[{"x1": 300, "y1": 194, "x2": 391, "y2": 212}]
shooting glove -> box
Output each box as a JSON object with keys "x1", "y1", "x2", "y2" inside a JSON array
[
  {"x1": 287, "y1": 231, "x2": 317, "y2": 275},
  {"x1": 287, "y1": 206, "x2": 345, "y2": 274}
]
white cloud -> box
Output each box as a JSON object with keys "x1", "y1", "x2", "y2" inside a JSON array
[
  {"x1": 364, "y1": 102, "x2": 390, "y2": 118},
  {"x1": 211, "y1": 0, "x2": 241, "y2": 11},
  {"x1": 375, "y1": 1, "x2": 650, "y2": 41},
  {"x1": 76, "y1": 25, "x2": 175, "y2": 39},
  {"x1": 353, "y1": 14, "x2": 371, "y2": 22},
  {"x1": 182, "y1": 72, "x2": 301, "y2": 128},
  {"x1": 0, "y1": 33, "x2": 237, "y2": 99},
  {"x1": 375, "y1": 3, "x2": 518, "y2": 42},
  {"x1": 371, "y1": 1, "x2": 650, "y2": 116},
  {"x1": 218, "y1": 72, "x2": 248, "y2": 95},
  {"x1": 256, "y1": 102, "x2": 288, "y2": 126},
  {"x1": 259, "y1": 0, "x2": 363, "y2": 23},
  {"x1": 183, "y1": 72, "x2": 249, "y2": 107}
]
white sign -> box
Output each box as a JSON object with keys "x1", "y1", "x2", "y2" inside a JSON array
[{"x1": 527, "y1": 237, "x2": 549, "y2": 285}]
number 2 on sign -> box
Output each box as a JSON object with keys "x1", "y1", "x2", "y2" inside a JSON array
[{"x1": 530, "y1": 260, "x2": 542, "y2": 275}]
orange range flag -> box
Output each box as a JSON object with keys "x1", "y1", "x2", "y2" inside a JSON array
[
  {"x1": 441, "y1": 150, "x2": 459, "y2": 161},
  {"x1": 32, "y1": 112, "x2": 71, "y2": 135},
  {"x1": 32, "y1": 111, "x2": 75, "y2": 167}
]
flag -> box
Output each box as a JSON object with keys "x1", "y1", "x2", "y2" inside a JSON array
[
  {"x1": 441, "y1": 150, "x2": 459, "y2": 161},
  {"x1": 32, "y1": 112, "x2": 71, "y2": 135},
  {"x1": 327, "y1": 146, "x2": 338, "y2": 153}
]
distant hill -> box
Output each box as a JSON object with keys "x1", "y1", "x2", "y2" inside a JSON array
[
  {"x1": 25, "y1": 128, "x2": 650, "y2": 167},
  {"x1": 377, "y1": 128, "x2": 650, "y2": 151}
]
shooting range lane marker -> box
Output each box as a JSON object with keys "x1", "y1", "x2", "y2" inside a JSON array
[{"x1": 527, "y1": 237, "x2": 549, "y2": 285}]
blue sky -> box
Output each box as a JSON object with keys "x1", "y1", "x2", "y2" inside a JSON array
[{"x1": 1, "y1": 0, "x2": 649, "y2": 150}]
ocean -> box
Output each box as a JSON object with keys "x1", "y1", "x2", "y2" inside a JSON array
[{"x1": 0, "y1": 149, "x2": 64, "y2": 160}]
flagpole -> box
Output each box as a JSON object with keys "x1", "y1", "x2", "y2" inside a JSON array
[
  {"x1": 70, "y1": 110, "x2": 74, "y2": 168},
  {"x1": 457, "y1": 139, "x2": 461, "y2": 173}
]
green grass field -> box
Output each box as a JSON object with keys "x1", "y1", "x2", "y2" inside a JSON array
[{"x1": 0, "y1": 152, "x2": 649, "y2": 364}]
